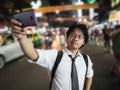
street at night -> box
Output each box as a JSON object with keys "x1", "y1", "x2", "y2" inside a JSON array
[{"x1": 0, "y1": 42, "x2": 120, "y2": 90}]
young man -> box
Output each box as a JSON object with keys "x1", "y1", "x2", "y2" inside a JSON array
[{"x1": 10, "y1": 18, "x2": 93, "y2": 90}]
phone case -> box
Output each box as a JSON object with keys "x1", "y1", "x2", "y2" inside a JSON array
[{"x1": 13, "y1": 10, "x2": 37, "y2": 27}]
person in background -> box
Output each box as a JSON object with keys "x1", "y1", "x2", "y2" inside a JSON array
[
  {"x1": 51, "y1": 30, "x2": 62, "y2": 50},
  {"x1": 111, "y1": 25, "x2": 120, "y2": 76},
  {"x1": 10, "y1": 17, "x2": 93, "y2": 90},
  {"x1": 94, "y1": 27, "x2": 100, "y2": 46},
  {"x1": 102, "y1": 25, "x2": 111, "y2": 52},
  {"x1": 45, "y1": 31, "x2": 53, "y2": 49}
]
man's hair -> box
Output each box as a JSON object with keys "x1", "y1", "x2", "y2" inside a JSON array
[{"x1": 66, "y1": 23, "x2": 89, "y2": 45}]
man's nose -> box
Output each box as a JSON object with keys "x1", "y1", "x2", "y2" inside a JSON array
[{"x1": 74, "y1": 35, "x2": 79, "y2": 40}]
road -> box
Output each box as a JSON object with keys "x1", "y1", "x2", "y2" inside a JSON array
[{"x1": 0, "y1": 42, "x2": 120, "y2": 90}]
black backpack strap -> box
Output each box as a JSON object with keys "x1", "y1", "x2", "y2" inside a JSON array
[
  {"x1": 82, "y1": 54, "x2": 88, "y2": 77},
  {"x1": 49, "y1": 50, "x2": 63, "y2": 90}
]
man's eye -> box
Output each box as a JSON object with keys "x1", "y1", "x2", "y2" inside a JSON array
[
  {"x1": 71, "y1": 33, "x2": 75, "y2": 36},
  {"x1": 78, "y1": 35, "x2": 82, "y2": 38}
]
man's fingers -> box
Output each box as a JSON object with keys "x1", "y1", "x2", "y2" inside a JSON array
[
  {"x1": 14, "y1": 10, "x2": 21, "y2": 14},
  {"x1": 12, "y1": 26, "x2": 26, "y2": 34},
  {"x1": 10, "y1": 11, "x2": 27, "y2": 39},
  {"x1": 14, "y1": 25, "x2": 22, "y2": 31},
  {"x1": 11, "y1": 19, "x2": 22, "y2": 26},
  {"x1": 12, "y1": 29, "x2": 22, "y2": 34}
]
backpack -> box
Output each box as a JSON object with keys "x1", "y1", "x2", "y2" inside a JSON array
[{"x1": 49, "y1": 51, "x2": 88, "y2": 89}]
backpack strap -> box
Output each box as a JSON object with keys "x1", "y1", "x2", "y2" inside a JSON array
[
  {"x1": 49, "y1": 50, "x2": 63, "y2": 90},
  {"x1": 82, "y1": 54, "x2": 88, "y2": 77}
]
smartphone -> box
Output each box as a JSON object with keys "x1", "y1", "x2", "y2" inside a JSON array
[{"x1": 13, "y1": 9, "x2": 37, "y2": 27}]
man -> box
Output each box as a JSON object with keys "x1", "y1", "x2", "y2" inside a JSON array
[
  {"x1": 102, "y1": 25, "x2": 111, "y2": 52},
  {"x1": 112, "y1": 26, "x2": 120, "y2": 76},
  {"x1": 10, "y1": 18, "x2": 93, "y2": 90}
]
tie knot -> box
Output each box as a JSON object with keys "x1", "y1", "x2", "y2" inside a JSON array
[{"x1": 69, "y1": 55, "x2": 79, "y2": 63}]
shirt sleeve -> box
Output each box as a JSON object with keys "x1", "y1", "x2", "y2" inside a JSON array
[
  {"x1": 27, "y1": 49, "x2": 58, "y2": 71},
  {"x1": 86, "y1": 55, "x2": 94, "y2": 78}
]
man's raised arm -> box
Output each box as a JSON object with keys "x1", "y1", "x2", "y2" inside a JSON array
[{"x1": 10, "y1": 18, "x2": 39, "y2": 61}]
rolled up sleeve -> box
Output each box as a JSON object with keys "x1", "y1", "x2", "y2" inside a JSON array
[
  {"x1": 86, "y1": 55, "x2": 94, "y2": 78},
  {"x1": 27, "y1": 49, "x2": 58, "y2": 70}
]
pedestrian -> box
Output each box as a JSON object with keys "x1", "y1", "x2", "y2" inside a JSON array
[
  {"x1": 102, "y1": 25, "x2": 112, "y2": 53},
  {"x1": 10, "y1": 17, "x2": 93, "y2": 90},
  {"x1": 111, "y1": 25, "x2": 120, "y2": 76}
]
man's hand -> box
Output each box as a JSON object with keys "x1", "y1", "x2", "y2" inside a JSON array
[{"x1": 10, "y1": 18, "x2": 27, "y2": 40}]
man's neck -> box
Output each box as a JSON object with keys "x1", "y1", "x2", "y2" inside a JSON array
[{"x1": 67, "y1": 47, "x2": 79, "y2": 55}]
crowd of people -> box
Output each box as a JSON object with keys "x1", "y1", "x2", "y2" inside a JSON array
[
  {"x1": 37, "y1": 28, "x2": 66, "y2": 50},
  {"x1": 88, "y1": 23, "x2": 120, "y2": 76}
]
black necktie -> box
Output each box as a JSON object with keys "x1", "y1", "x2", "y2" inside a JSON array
[{"x1": 69, "y1": 55, "x2": 79, "y2": 90}]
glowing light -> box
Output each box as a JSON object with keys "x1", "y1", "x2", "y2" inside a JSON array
[
  {"x1": 55, "y1": 10, "x2": 59, "y2": 14},
  {"x1": 31, "y1": 0, "x2": 42, "y2": 9}
]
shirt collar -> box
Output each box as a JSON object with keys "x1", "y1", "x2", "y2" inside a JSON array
[{"x1": 63, "y1": 48, "x2": 82, "y2": 57}]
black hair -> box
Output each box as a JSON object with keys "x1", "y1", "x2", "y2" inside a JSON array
[{"x1": 66, "y1": 23, "x2": 89, "y2": 45}]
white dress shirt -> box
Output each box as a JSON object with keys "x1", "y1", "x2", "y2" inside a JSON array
[{"x1": 28, "y1": 48, "x2": 94, "y2": 90}]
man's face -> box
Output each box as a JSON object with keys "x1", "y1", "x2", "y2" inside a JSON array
[{"x1": 66, "y1": 28, "x2": 85, "y2": 50}]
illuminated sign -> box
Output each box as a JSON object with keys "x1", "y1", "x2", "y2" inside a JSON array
[
  {"x1": 109, "y1": 10, "x2": 120, "y2": 21},
  {"x1": 86, "y1": 0, "x2": 96, "y2": 3},
  {"x1": 23, "y1": 3, "x2": 99, "y2": 13}
]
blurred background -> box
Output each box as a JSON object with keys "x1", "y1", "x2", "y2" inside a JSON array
[{"x1": 0, "y1": 0, "x2": 120, "y2": 90}]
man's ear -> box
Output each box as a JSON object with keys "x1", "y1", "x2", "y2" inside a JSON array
[{"x1": 82, "y1": 41, "x2": 85, "y2": 45}]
